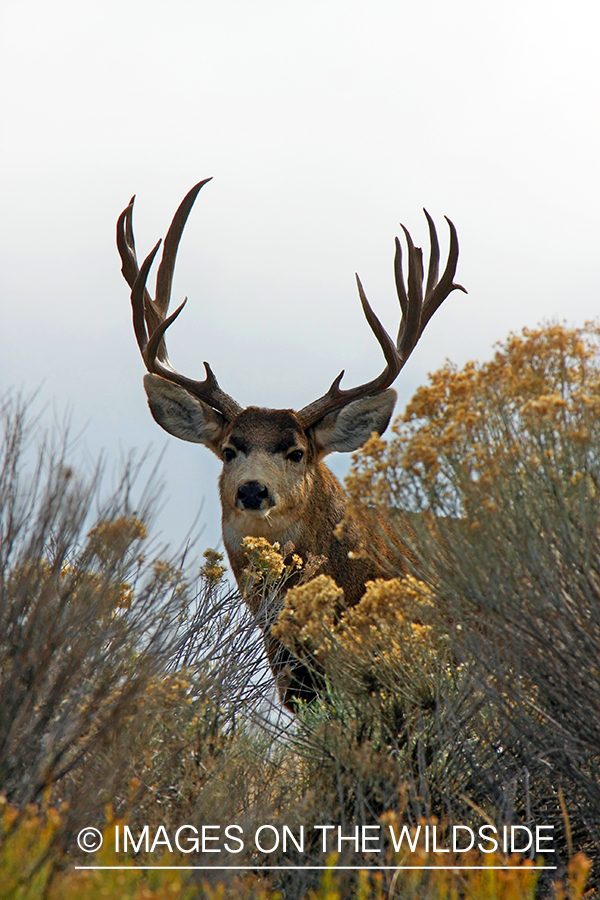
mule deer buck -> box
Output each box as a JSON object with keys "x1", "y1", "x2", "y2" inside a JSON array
[{"x1": 117, "y1": 179, "x2": 465, "y2": 708}]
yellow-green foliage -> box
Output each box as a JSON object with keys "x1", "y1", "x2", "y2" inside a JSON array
[
  {"x1": 0, "y1": 797, "x2": 59, "y2": 900},
  {"x1": 0, "y1": 799, "x2": 592, "y2": 899}
]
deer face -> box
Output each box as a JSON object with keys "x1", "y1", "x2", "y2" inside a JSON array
[
  {"x1": 219, "y1": 407, "x2": 313, "y2": 536},
  {"x1": 143, "y1": 373, "x2": 397, "y2": 543}
]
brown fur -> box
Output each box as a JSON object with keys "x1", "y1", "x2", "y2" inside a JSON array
[
  {"x1": 143, "y1": 379, "x2": 402, "y2": 708},
  {"x1": 118, "y1": 184, "x2": 464, "y2": 710},
  {"x1": 238, "y1": 460, "x2": 401, "y2": 710},
  {"x1": 214, "y1": 406, "x2": 399, "y2": 592}
]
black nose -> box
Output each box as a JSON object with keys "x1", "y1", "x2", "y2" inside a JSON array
[{"x1": 237, "y1": 481, "x2": 269, "y2": 510}]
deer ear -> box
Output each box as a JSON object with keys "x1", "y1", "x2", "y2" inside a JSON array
[
  {"x1": 311, "y1": 389, "x2": 397, "y2": 455},
  {"x1": 143, "y1": 374, "x2": 227, "y2": 456}
]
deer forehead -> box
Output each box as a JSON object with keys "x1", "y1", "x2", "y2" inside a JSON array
[{"x1": 223, "y1": 407, "x2": 309, "y2": 455}]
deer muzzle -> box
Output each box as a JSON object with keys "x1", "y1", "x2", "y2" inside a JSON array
[{"x1": 236, "y1": 480, "x2": 272, "y2": 511}]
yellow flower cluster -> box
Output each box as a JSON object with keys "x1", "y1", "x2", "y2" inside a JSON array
[
  {"x1": 336, "y1": 578, "x2": 436, "y2": 683},
  {"x1": 240, "y1": 537, "x2": 304, "y2": 610},
  {"x1": 273, "y1": 572, "x2": 438, "y2": 676},
  {"x1": 520, "y1": 393, "x2": 568, "y2": 420},
  {"x1": 200, "y1": 548, "x2": 227, "y2": 585},
  {"x1": 344, "y1": 321, "x2": 600, "y2": 523},
  {"x1": 86, "y1": 516, "x2": 147, "y2": 563},
  {"x1": 343, "y1": 576, "x2": 432, "y2": 637},
  {"x1": 272, "y1": 574, "x2": 343, "y2": 654},
  {"x1": 242, "y1": 536, "x2": 287, "y2": 580}
]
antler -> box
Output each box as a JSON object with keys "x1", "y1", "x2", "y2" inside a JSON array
[
  {"x1": 297, "y1": 212, "x2": 467, "y2": 428},
  {"x1": 117, "y1": 179, "x2": 243, "y2": 420}
]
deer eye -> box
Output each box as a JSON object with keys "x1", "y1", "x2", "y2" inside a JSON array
[
  {"x1": 223, "y1": 447, "x2": 237, "y2": 462},
  {"x1": 287, "y1": 450, "x2": 304, "y2": 463}
]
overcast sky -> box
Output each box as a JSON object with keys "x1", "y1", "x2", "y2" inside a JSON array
[{"x1": 1, "y1": 0, "x2": 599, "y2": 557}]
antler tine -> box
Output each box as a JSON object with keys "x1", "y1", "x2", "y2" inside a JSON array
[
  {"x1": 117, "y1": 196, "x2": 149, "y2": 299},
  {"x1": 298, "y1": 210, "x2": 466, "y2": 429},
  {"x1": 396, "y1": 224, "x2": 425, "y2": 362},
  {"x1": 423, "y1": 208, "x2": 440, "y2": 299},
  {"x1": 116, "y1": 197, "x2": 139, "y2": 289},
  {"x1": 393, "y1": 235, "x2": 409, "y2": 325},
  {"x1": 130, "y1": 239, "x2": 162, "y2": 358},
  {"x1": 420, "y1": 215, "x2": 467, "y2": 332},
  {"x1": 155, "y1": 178, "x2": 213, "y2": 319},
  {"x1": 117, "y1": 196, "x2": 161, "y2": 342},
  {"x1": 119, "y1": 181, "x2": 243, "y2": 421}
]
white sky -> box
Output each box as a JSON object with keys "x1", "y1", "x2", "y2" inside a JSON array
[{"x1": 1, "y1": 0, "x2": 599, "y2": 554}]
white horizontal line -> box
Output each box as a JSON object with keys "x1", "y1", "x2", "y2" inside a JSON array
[{"x1": 75, "y1": 865, "x2": 557, "y2": 871}]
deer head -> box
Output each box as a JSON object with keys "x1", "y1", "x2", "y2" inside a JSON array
[{"x1": 117, "y1": 179, "x2": 466, "y2": 707}]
